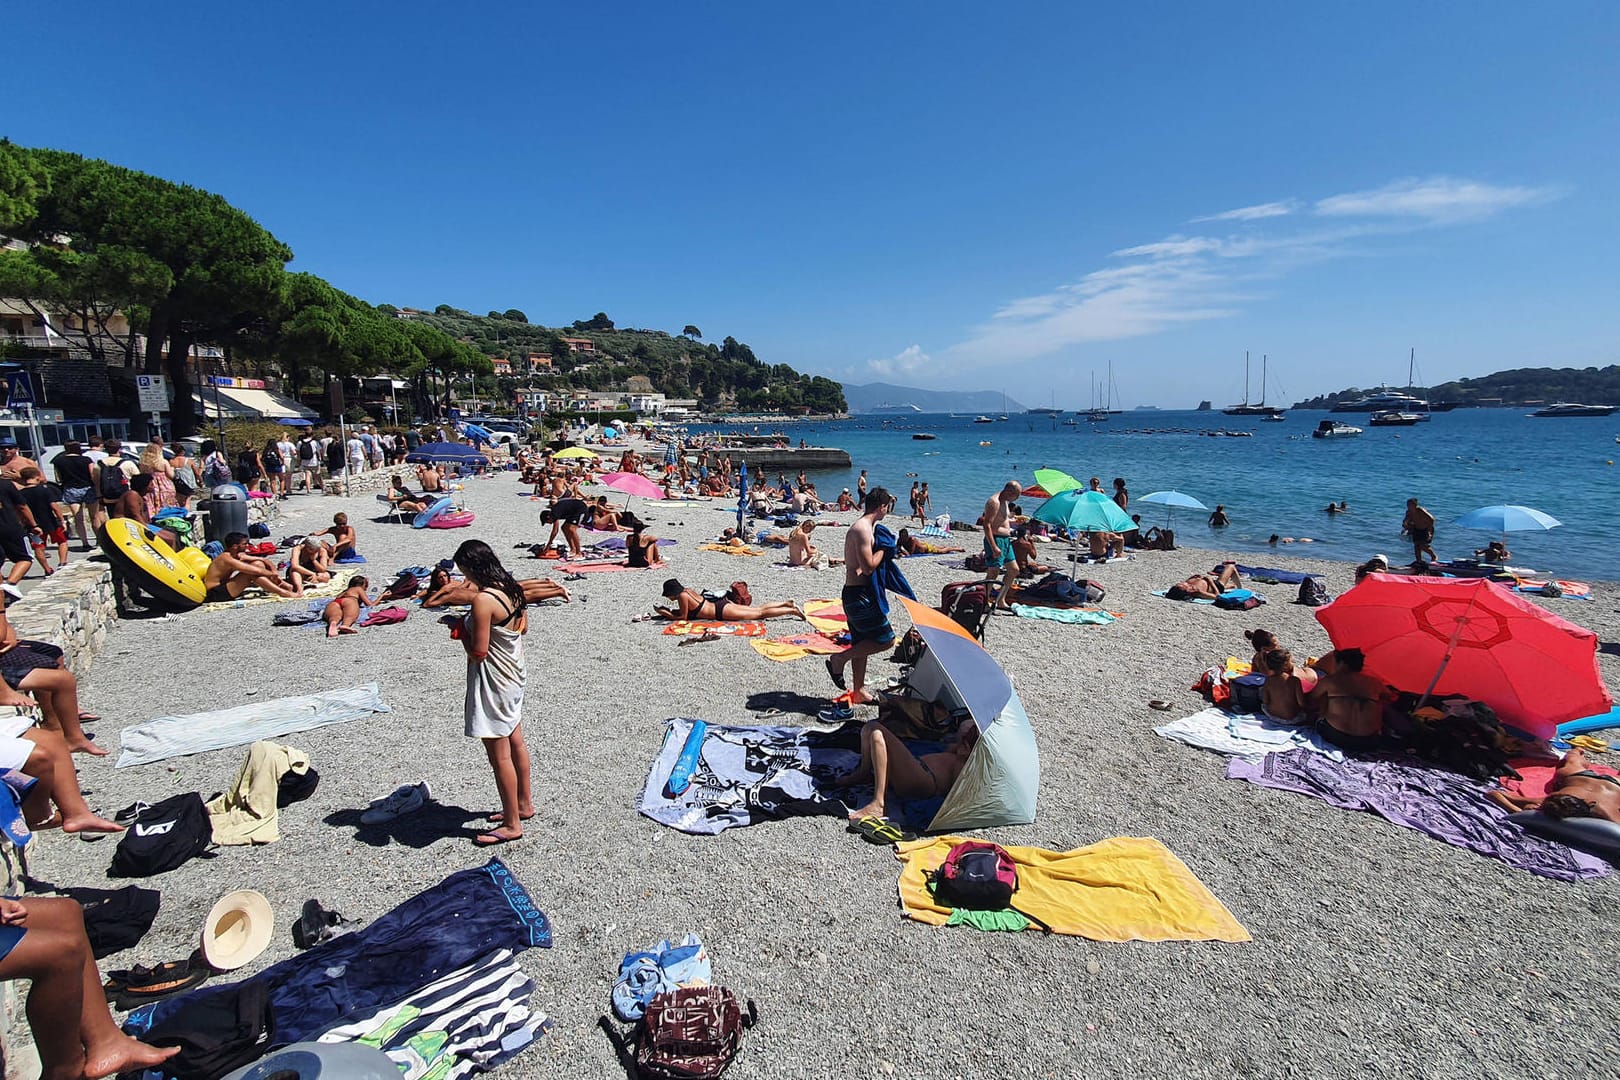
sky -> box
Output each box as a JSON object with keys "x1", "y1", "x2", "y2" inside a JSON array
[{"x1": 4, "y1": 2, "x2": 1616, "y2": 407}]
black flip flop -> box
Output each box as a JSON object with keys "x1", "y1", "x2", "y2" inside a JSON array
[
  {"x1": 105, "y1": 951, "x2": 212, "y2": 1009},
  {"x1": 825, "y1": 657, "x2": 846, "y2": 690},
  {"x1": 847, "y1": 816, "x2": 916, "y2": 845}
]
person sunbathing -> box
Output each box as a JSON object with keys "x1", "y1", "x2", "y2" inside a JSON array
[
  {"x1": 423, "y1": 568, "x2": 570, "y2": 607},
  {"x1": 308, "y1": 513, "x2": 357, "y2": 560},
  {"x1": 1475, "y1": 540, "x2": 1512, "y2": 562},
  {"x1": 833, "y1": 718, "x2": 979, "y2": 822},
  {"x1": 1009, "y1": 533, "x2": 1051, "y2": 576},
  {"x1": 1305, "y1": 647, "x2": 1387, "y2": 751},
  {"x1": 899, "y1": 527, "x2": 965, "y2": 557},
  {"x1": 1488, "y1": 747, "x2": 1620, "y2": 823},
  {"x1": 417, "y1": 464, "x2": 444, "y2": 494},
  {"x1": 387, "y1": 475, "x2": 428, "y2": 513},
  {"x1": 323, "y1": 576, "x2": 372, "y2": 636},
  {"x1": 1164, "y1": 562, "x2": 1240, "y2": 601},
  {"x1": 0, "y1": 896, "x2": 180, "y2": 1080},
  {"x1": 655, "y1": 579, "x2": 805, "y2": 622},
  {"x1": 590, "y1": 497, "x2": 624, "y2": 531},
  {"x1": 1260, "y1": 649, "x2": 1308, "y2": 722},
  {"x1": 204, "y1": 533, "x2": 301, "y2": 602},
  {"x1": 286, "y1": 537, "x2": 332, "y2": 591},
  {"x1": 1089, "y1": 531, "x2": 1125, "y2": 560},
  {"x1": 626, "y1": 522, "x2": 664, "y2": 569},
  {"x1": 1139, "y1": 525, "x2": 1174, "y2": 550},
  {"x1": 788, "y1": 521, "x2": 840, "y2": 567}
]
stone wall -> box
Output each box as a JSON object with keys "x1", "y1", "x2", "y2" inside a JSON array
[{"x1": 5, "y1": 559, "x2": 119, "y2": 679}]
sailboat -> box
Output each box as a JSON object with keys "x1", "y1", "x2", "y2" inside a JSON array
[
  {"x1": 996, "y1": 391, "x2": 1009, "y2": 421},
  {"x1": 1086, "y1": 370, "x2": 1107, "y2": 422},
  {"x1": 1223, "y1": 352, "x2": 1284, "y2": 416}
]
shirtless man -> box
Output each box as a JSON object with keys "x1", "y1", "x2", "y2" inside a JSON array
[
  {"x1": 1306, "y1": 647, "x2": 1387, "y2": 751},
  {"x1": 286, "y1": 537, "x2": 332, "y2": 591},
  {"x1": 203, "y1": 533, "x2": 300, "y2": 602},
  {"x1": 1402, "y1": 498, "x2": 1437, "y2": 564},
  {"x1": 835, "y1": 718, "x2": 979, "y2": 822},
  {"x1": 826, "y1": 489, "x2": 895, "y2": 704},
  {"x1": 982, "y1": 481, "x2": 1022, "y2": 613},
  {"x1": 1489, "y1": 747, "x2": 1620, "y2": 824},
  {"x1": 323, "y1": 576, "x2": 372, "y2": 636}
]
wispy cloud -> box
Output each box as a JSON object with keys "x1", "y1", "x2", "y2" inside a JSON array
[
  {"x1": 1192, "y1": 200, "x2": 1297, "y2": 223},
  {"x1": 865, "y1": 344, "x2": 930, "y2": 377},
  {"x1": 1314, "y1": 176, "x2": 1558, "y2": 223},
  {"x1": 934, "y1": 175, "x2": 1559, "y2": 370}
]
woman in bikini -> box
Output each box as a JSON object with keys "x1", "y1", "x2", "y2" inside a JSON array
[
  {"x1": 1165, "y1": 561, "x2": 1241, "y2": 601},
  {"x1": 655, "y1": 579, "x2": 805, "y2": 622},
  {"x1": 626, "y1": 521, "x2": 664, "y2": 568},
  {"x1": 1305, "y1": 647, "x2": 1387, "y2": 751},
  {"x1": 423, "y1": 568, "x2": 569, "y2": 607},
  {"x1": 322, "y1": 577, "x2": 372, "y2": 637},
  {"x1": 1489, "y1": 747, "x2": 1620, "y2": 823},
  {"x1": 454, "y1": 539, "x2": 532, "y2": 847},
  {"x1": 834, "y1": 718, "x2": 979, "y2": 822}
]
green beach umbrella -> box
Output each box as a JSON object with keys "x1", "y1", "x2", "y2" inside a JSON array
[{"x1": 1031, "y1": 469, "x2": 1083, "y2": 497}]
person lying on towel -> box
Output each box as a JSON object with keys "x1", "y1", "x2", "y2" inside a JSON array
[
  {"x1": 1164, "y1": 561, "x2": 1240, "y2": 601},
  {"x1": 833, "y1": 719, "x2": 978, "y2": 823},
  {"x1": 1490, "y1": 747, "x2": 1620, "y2": 823},
  {"x1": 422, "y1": 567, "x2": 570, "y2": 607},
  {"x1": 654, "y1": 579, "x2": 805, "y2": 623}
]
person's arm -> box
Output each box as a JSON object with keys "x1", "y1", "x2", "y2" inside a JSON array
[{"x1": 464, "y1": 593, "x2": 494, "y2": 660}]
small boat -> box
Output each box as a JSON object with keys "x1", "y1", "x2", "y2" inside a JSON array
[
  {"x1": 1222, "y1": 430, "x2": 1253, "y2": 437},
  {"x1": 1530, "y1": 402, "x2": 1617, "y2": 417},
  {"x1": 911, "y1": 433, "x2": 936, "y2": 441},
  {"x1": 1263, "y1": 413, "x2": 1287, "y2": 422},
  {"x1": 973, "y1": 415, "x2": 995, "y2": 424},
  {"x1": 1313, "y1": 419, "x2": 1363, "y2": 439},
  {"x1": 1062, "y1": 418, "x2": 1078, "y2": 426},
  {"x1": 1369, "y1": 410, "x2": 1424, "y2": 426},
  {"x1": 977, "y1": 440, "x2": 993, "y2": 447}
]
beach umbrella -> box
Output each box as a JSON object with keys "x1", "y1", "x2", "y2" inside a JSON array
[
  {"x1": 1137, "y1": 489, "x2": 1209, "y2": 528},
  {"x1": 1023, "y1": 484, "x2": 1053, "y2": 500},
  {"x1": 554, "y1": 446, "x2": 599, "y2": 460},
  {"x1": 1031, "y1": 468, "x2": 1083, "y2": 496},
  {"x1": 1453, "y1": 504, "x2": 1562, "y2": 548},
  {"x1": 1031, "y1": 489, "x2": 1134, "y2": 534},
  {"x1": 404, "y1": 441, "x2": 488, "y2": 467},
  {"x1": 599, "y1": 470, "x2": 665, "y2": 511},
  {"x1": 276, "y1": 417, "x2": 314, "y2": 427},
  {"x1": 1314, "y1": 574, "x2": 1611, "y2": 739},
  {"x1": 458, "y1": 422, "x2": 493, "y2": 448},
  {"x1": 897, "y1": 597, "x2": 1040, "y2": 829}
]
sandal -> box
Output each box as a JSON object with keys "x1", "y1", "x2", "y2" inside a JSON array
[
  {"x1": 847, "y1": 816, "x2": 915, "y2": 845},
  {"x1": 824, "y1": 657, "x2": 846, "y2": 690},
  {"x1": 1148, "y1": 700, "x2": 1174, "y2": 712},
  {"x1": 292, "y1": 899, "x2": 354, "y2": 950},
  {"x1": 105, "y1": 951, "x2": 213, "y2": 1009}
]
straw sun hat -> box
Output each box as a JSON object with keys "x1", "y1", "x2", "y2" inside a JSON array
[{"x1": 201, "y1": 890, "x2": 274, "y2": 971}]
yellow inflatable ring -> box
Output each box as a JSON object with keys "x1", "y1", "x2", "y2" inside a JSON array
[{"x1": 97, "y1": 519, "x2": 208, "y2": 611}]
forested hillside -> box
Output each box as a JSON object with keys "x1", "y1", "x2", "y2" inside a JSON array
[{"x1": 1293, "y1": 365, "x2": 1620, "y2": 408}]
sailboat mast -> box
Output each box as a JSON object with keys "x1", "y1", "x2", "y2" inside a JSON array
[
  {"x1": 1259, "y1": 355, "x2": 1267, "y2": 407},
  {"x1": 1244, "y1": 351, "x2": 1251, "y2": 406}
]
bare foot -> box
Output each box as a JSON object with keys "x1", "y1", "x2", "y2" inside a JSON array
[
  {"x1": 68, "y1": 739, "x2": 109, "y2": 757},
  {"x1": 338, "y1": 625, "x2": 359, "y2": 635},
  {"x1": 62, "y1": 813, "x2": 124, "y2": 835},
  {"x1": 475, "y1": 826, "x2": 523, "y2": 846},
  {"x1": 83, "y1": 1035, "x2": 181, "y2": 1079},
  {"x1": 326, "y1": 624, "x2": 339, "y2": 637},
  {"x1": 847, "y1": 800, "x2": 884, "y2": 822},
  {"x1": 486, "y1": 808, "x2": 536, "y2": 822},
  {"x1": 791, "y1": 602, "x2": 807, "y2": 620}
]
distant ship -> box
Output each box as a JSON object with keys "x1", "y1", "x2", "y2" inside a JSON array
[
  {"x1": 1025, "y1": 407, "x2": 1063, "y2": 415},
  {"x1": 1223, "y1": 352, "x2": 1284, "y2": 416},
  {"x1": 870, "y1": 402, "x2": 923, "y2": 413},
  {"x1": 1529, "y1": 402, "x2": 1617, "y2": 418}
]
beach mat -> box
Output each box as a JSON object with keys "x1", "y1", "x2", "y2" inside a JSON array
[
  {"x1": 894, "y1": 836, "x2": 1252, "y2": 942},
  {"x1": 1227, "y1": 749, "x2": 1609, "y2": 881},
  {"x1": 557, "y1": 561, "x2": 637, "y2": 573},
  {"x1": 699, "y1": 543, "x2": 765, "y2": 556},
  {"x1": 1154, "y1": 707, "x2": 1343, "y2": 762},
  {"x1": 196, "y1": 570, "x2": 355, "y2": 612},
  {"x1": 661, "y1": 620, "x2": 768, "y2": 637},
  {"x1": 803, "y1": 600, "x2": 847, "y2": 635},
  {"x1": 1231, "y1": 564, "x2": 1308, "y2": 584},
  {"x1": 637, "y1": 718, "x2": 940, "y2": 834},
  {"x1": 1010, "y1": 605, "x2": 1117, "y2": 625},
  {"x1": 117, "y1": 683, "x2": 391, "y2": 768},
  {"x1": 749, "y1": 632, "x2": 848, "y2": 662}
]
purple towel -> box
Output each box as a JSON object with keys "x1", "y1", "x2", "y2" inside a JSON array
[{"x1": 1227, "y1": 750, "x2": 1609, "y2": 881}]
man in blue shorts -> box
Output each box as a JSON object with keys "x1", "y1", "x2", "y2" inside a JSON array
[
  {"x1": 828, "y1": 488, "x2": 897, "y2": 705},
  {"x1": 982, "y1": 480, "x2": 1022, "y2": 614}
]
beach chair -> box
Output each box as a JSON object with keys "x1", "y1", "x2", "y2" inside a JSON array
[{"x1": 376, "y1": 493, "x2": 410, "y2": 524}]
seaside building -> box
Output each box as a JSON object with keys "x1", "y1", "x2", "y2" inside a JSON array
[{"x1": 559, "y1": 337, "x2": 597, "y2": 354}]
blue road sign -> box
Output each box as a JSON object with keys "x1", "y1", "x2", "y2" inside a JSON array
[{"x1": 5, "y1": 372, "x2": 34, "y2": 407}]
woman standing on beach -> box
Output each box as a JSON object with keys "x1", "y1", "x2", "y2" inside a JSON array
[
  {"x1": 453, "y1": 539, "x2": 532, "y2": 847},
  {"x1": 136, "y1": 439, "x2": 177, "y2": 518}
]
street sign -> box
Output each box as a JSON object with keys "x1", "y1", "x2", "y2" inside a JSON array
[
  {"x1": 136, "y1": 374, "x2": 169, "y2": 413},
  {"x1": 5, "y1": 372, "x2": 34, "y2": 408}
]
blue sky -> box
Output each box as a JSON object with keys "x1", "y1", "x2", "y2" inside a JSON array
[{"x1": 4, "y1": 2, "x2": 1615, "y2": 407}]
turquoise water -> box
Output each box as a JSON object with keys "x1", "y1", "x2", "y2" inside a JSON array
[{"x1": 692, "y1": 410, "x2": 1620, "y2": 579}]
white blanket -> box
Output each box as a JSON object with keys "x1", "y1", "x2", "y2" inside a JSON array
[
  {"x1": 1154, "y1": 707, "x2": 1344, "y2": 763},
  {"x1": 117, "y1": 683, "x2": 390, "y2": 768}
]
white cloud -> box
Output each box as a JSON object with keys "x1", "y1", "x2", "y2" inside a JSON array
[
  {"x1": 866, "y1": 344, "x2": 930, "y2": 377},
  {"x1": 1192, "y1": 200, "x2": 1297, "y2": 223},
  {"x1": 1111, "y1": 235, "x2": 1226, "y2": 259},
  {"x1": 1314, "y1": 176, "x2": 1558, "y2": 223}
]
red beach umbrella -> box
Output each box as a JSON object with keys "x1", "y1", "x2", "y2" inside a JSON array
[{"x1": 1314, "y1": 573, "x2": 1611, "y2": 739}]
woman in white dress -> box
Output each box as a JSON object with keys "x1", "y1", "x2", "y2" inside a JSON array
[{"x1": 453, "y1": 539, "x2": 532, "y2": 846}]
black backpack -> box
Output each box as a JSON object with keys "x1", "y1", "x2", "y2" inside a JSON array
[
  {"x1": 297, "y1": 438, "x2": 314, "y2": 460},
  {"x1": 139, "y1": 980, "x2": 275, "y2": 1080},
  {"x1": 109, "y1": 793, "x2": 212, "y2": 877},
  {"x1": 1296, "y1": 576, "x2": 1332, "y2": 606},
  {"x1": 98, "y1": 460, "x2": 129, "y2": 500}
]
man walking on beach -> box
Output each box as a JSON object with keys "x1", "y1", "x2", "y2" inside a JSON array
[
  {"x1": 827, "y1": 489, "x2": 897, "y2": 705},
  {"x1": 1402, "y1": 498, "x2": 1437, "y2": 564},
  {"x1": 982, "y1": 481, "x2": 1022, "y2": 613},
  {"x1": 856, "y1": 470, "x2": 868, "y2": 503}
]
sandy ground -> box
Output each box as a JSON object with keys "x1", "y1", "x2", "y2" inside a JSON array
[{"x1": 30, "y1": 465, "x2": 1620, "y2": 1080}]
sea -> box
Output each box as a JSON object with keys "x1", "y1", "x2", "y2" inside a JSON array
[{"x1": 688, "y1": 410, "x2": 1620, "y2": 581}]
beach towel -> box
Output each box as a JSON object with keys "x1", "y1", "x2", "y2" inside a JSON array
[
  {"x1": 334, "y1": 552, "x2": 367, "y2": 564},
  {"x1": 803, "y1": 600, "x2": 847, "y2": 636},
  {"x1": 196, "y1": 571, "x2": 355, "y2": 612},
  {"x1": 1231, "y1": 564, "x2": 1309, "y2": 584},
  {"x1": 1155, "y1": 707, "x2": 1344, "y2": 762},
  {"x1": 660, "y1": 620, "x2": 769, "y2": 637},
  {"x1": 557, "y1": 561, "x2": 636, "y2": 573},
  {"x1": 117, "y1": 683, "x2": 391, "y2": 768},
  {"x1": 893, "y1": 836, "x2": 1251, "y2": 942},
  {"x1": 1499, "y1": 760, "x2": 1620, "y2": 799},
  {"x1": 1512, "y1": 578, "x2": 1594, "y2": 600},
  {"x1": 638, "y1": 718, "x2": 940, "y2": 834},
  {"x1": 748, "y1": 633, "x2": 848, "y2": 662},
  {"x1": 1227, "y1": 749, "x2": 1609, "y2": 881},
  {"x1": 1010, "y1": 605, "x2": 1117, "y2": 625},
  {"x1": 699, "y1": 543, "x2": 765, "y2": 556}
]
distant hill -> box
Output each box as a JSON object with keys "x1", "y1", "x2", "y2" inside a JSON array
[
  {"x1": 1293, "y1": 365, "x2": 1620, "y2": 409},
  {"x1": 843, "y1": 382, "x2": 1027, "y2": 414}
]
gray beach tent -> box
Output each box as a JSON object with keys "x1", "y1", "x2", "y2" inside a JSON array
[{"x1": 899, "y1": 598, "x2": 1040, "y2": 830}]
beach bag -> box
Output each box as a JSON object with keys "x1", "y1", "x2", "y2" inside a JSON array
[
  {"x1": 1229, "y1": 674, "x2": 1267, "y2": 715},
  {"x1": 1296, "y1": 576, "x2": 1331, "y2": 606},
  {"x1": 939, "y1": 580, "x2": 993, "y2": 640},
  {"x1": 109, "y1": 793, "x2": 211, "y2": 878},
  {"x1": 634, "y1": 986, "x2": 757, "y2": 1080},
  {"x1": 726, "y1": 581, "x2": 751, "y2": 606},
  {"x1": 98, "y1": 460, "x2": 129, "y2": 501},
  {"x1": 891, "y1": 627, "x2": 925, "y2": 666},
  {"x1": 1214, "y1": 589, "x2": 1263, "y2": 610},
  {"x1": 929, "y1": 840, "x2": 1051, "y2": 932},
  {"x1": 201, "y1": 454, "x2": 233, "y2": 488}
]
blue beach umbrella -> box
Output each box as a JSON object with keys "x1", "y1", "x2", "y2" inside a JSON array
[
  {"x1": 1453, "y1": 504, "x2": 1562, "y2": 549},
  {"x1": 1031, "y1": 489, "x2": 1135, "y2": 534},
  {"x1": 405, "y1": 441, "x2": 489, "y2": 467},
  {"x1": 1137, "y1": 489, "x2": 1209, "y2": 528}
]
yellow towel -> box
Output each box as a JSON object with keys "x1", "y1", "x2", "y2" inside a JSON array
[
  {"x1": 748, "y1": 633, "x2": 847, "y2": 662},
  {"x1": 699, "y1": 543, "x2": 765, "y2": 556},
  {"x1": 197, "y1": 570, "x2": 356, "y2": 612},
  {"x1": 894, "y1": 835, "x2": 1251, "y2": 943},
  {"x1": 803, "y1": 599, "x2": 846, "y2": 636}
]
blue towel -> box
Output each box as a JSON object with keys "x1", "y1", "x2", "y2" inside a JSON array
[
  {"x1": 869, "y1": 524, "x2": 916, "y2": 616},
  {"x1": 335, "y1": 552, "x2": 367, "y2": 564},
  {"x1": 1230, "y1": 564, "x2": 1308, "y2": 584}
]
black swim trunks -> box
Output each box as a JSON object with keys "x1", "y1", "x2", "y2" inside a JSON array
[
  {"x1": 204, "y1": 584, "x2": 235, "y2": 604},
  {"x1": 551, "y1": 498, "x2": 590, "y2": 526},
  {"x1": 842, "y1": 583, "x2": 894, "y2": 647}
]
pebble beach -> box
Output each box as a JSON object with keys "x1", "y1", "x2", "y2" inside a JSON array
[{"x1": 35, "y1": 463, "x2": 1620, "y2": 1080}]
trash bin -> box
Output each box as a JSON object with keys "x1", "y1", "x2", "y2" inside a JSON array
[{"x1": 201, "y1": 495, "x2": 248, "y2": 542}]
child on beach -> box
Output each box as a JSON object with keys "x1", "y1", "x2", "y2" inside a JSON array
[
  {"x1": 310, "y1": 513, "x2": 357, "y2": 560},
  {"x1": 453, "y1": 539, "x2": 532, "y2": 847},
  {"x1": 1260, "y1": 649, "x2": 1307, "y2": 722},
  {"x1": 1244, "y1": 628, "x2": 1279, "y2": 674},
  {"x1": 323, "y1": 576, "x2": 372, "y2": 636}
]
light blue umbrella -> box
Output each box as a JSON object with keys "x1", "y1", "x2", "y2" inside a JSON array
[
  {"x1": 1031, "y1": 489, "x2": 1135, "y2": 533},
  {"x1": 1137, "y1": 489, "x2": 1209, "y2": 527},
  {"x1": 1453, "y1": 504, "x2": 1561, "y2": 548}
]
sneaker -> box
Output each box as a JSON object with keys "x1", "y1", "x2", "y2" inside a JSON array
[
  {"x1": 0, "y1": 584, "x2": 20, "y2": 601},
  {"x1": 360, "y1": 782, "x2": 430, "y2": 825}
]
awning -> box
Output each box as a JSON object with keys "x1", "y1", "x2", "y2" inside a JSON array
[{"x1": 193, "y1": 387, "x2": 318, "y2": 420}]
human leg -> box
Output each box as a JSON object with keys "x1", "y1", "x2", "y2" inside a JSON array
[
  {"x1": 520, "y1": 579, "x2": 569, "y2": 603},
  {"x1": 478, "y1": 735, "x2": 524, "y2": 843},
  {"x1": 19, "y1": 670, "x2": 105, "y2": 756},
  {"x1": 19, "y1": 731, "x2": 119, "y2": 833},
  {"x1": 843, "y1": 722, "x2": 932, "y2": 820},
  {"x1": 323, "y1": 599, "x2": 344, "y2": 636},
  {"x1": 337, "y1": 596, "x2": 361, "y2": 634},
  {"x1": 1214, "y1": 562, "x2": 1241, "y2": 589}
]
